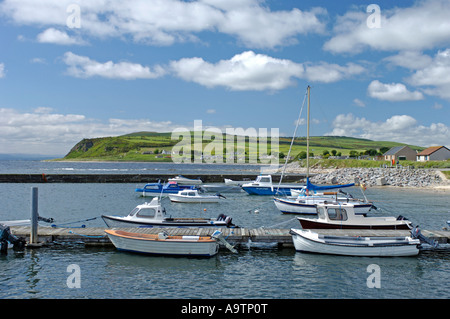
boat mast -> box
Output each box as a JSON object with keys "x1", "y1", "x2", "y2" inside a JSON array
[{"x1": 306, "y1": 85, "x2": 310, "y2": 180}]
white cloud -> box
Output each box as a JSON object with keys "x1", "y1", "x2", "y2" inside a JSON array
[
  {"x1": 324, "y1": 0, "x2": 450, "y2": 54},
  {"x1": 0, "y1": 0, "x2": 327, "y2": 49},
  {"x1": 37, "y1": 28, "x2": 86, "y2": 45},
  {"x1": 367, "y1": 80, "x2": 424, "y2": 101},
  {"x1": 170, "y1": 51, "x2": 304, "y2": 91},
  {"x1": 406, "y1": 49, "x2": 450, "y2": 100},
  {"x1": 170, "y1": 51, "x2": 365, "y2": 91},
  {"x1": 327, "y1": 113, "x2": 450, "y2": 147},
  {"x1": 63, "y1": 52, "x2": 166, "y2": 80},
  {"x1": 353, "y1": 98, "x2": 365, "y2": 107},
  {"x1": 0, "y1": 108, "x2": 179, "y2": 155},
  {"x1": 303, "y1": 62, "x2": 365, "y2": 83},
  {"x1": 0, "y1": 63, "x2": 5, "y2": 78}
]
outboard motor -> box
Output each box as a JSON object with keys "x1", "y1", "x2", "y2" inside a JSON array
[
  {"x1": 411, "y1": 225, "x2": 439, "y2": 249},
  {"x1": 217, "y1": 214, "x2": 237, "y2": 228},
  {"x1": 0, "y1": 223, "x2": 26, "y2": 254}
]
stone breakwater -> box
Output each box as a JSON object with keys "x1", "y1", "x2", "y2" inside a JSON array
[
  {"x1": 310, "y1": 167, "x2": 445, "y2": 188},
  {"x1": 278, "y1": 162, "x2": 449, "y2": 188}
]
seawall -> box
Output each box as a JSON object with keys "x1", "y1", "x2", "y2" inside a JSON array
[{"x1": 0, "y1": 173, "x2": 307, "y2": 183}]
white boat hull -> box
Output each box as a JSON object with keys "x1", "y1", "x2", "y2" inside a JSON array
[
  {"x1": 105, "y1": 230, "x2": 219, "y2": 257},
  {"x1": 168, "y1": 194, "x2": 221, "y2": 203},
  {"x1": 290, "y1": 229, "x2": 420, "y2": 257},
  {"x1": 168, "y1": 177, "x2": 203, "y2": 185},
  {"x1": 101, "y1": 215, "x2": 229, "y2": 228},
  {"x1": 274, "y1": 198, "x2": 373, "y2": 215}
]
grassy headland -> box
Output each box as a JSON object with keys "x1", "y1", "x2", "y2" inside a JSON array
[{"x1": 50, "y1": 131, "x2": 441, "y2": 167}]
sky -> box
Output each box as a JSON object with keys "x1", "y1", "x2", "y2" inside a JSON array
[{"x1": 0, "y1": 0, "x2": 449, "y2": 156}]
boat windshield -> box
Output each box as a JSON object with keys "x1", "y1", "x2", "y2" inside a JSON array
[
  {"x1": 136, "y1": 208, "x2": 156, "y2": 218},
  {"x1": 259, "y1": 177, "x2": 271, "y2": 183},
  {"x1": 327, "y1": 208, "x2": 348, "y2": 221},
  {"x1": 317, "y1": 207, "x2": 326, "y2": 219},
  {"x1": 128, "y1": 207, "x2": 139, "y2": 217}
]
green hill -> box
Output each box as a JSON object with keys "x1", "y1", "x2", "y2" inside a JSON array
[{"x1": 56, "y1": 131, "x2": 424, "y2": 162}]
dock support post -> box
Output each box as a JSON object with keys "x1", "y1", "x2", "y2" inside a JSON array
[{"x1": 29, "y1": 187, "x2": 41, "y2": 247}]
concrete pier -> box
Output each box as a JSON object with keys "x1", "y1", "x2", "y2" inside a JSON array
[{"x1": 0, "y1": 173, "x2": 307, "y2": 183}]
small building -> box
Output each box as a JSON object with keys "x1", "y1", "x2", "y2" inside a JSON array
[
  {"x1": 383, "y1": 146, "x2": 417, "y2": 162},
  {"x1": 416, "y1": 146, "x2": 450, "y2": 161}
]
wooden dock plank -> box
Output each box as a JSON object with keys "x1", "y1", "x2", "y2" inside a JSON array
[{"x1": 8, "y1": 226, "x2": 450, "y2": 248}]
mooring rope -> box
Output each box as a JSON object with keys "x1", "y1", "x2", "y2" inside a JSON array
[
  {"x1": 51, "y1": 216, "x2": 100, "y2": 228},
  {"x1": 260, "y1": 217, "x2": 297, "y2": 229}
]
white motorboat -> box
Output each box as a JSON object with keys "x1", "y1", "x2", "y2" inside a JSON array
[
  {"x1": 168, "y1": 175, "x2": 203, "y2": 185},
  {"x1": 105, "y1": 229, "x2": 219, "y2": 257},
  {"x1": 289, "y1": 228, "x2": 420, "y2": 257},
  {"x1": 101, "y1": 197, "x2": 236, "y2": 228},
  {"x1": 297, "y1": 201, "x2": 412, "y2": 230},
  {"x1": 224, "y1": 178, "x2": 253, "y2": 185},
  {"x1": 168, "y1": 189, "x2": 226, "y2": 203},
  {"x1": 274, "y1": 191, "x2": 374, "y2": 215}
]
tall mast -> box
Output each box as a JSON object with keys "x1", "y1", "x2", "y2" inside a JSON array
[{"x1": 306, "y1": 85, "x2": 310, "y2": 179}]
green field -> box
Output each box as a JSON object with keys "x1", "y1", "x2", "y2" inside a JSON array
[{"x1": 54, "y1": 131, "x2": 427, "y2": 164}]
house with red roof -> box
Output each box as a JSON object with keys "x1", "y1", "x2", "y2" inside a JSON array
[{"x1": 416, "y1": 146, "x2": 450, "y2": 161}]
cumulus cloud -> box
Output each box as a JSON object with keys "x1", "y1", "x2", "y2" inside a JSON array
[
  {"x1": 327, "y1": 113, "x2": 450, "y2": 147},
  {"x1": 0, "y1": 63, "x2": 5, "y2": 78},
  {"x1": 0, "y1": 0, "x2": 327, "y2": 49},
  {"x1": 63, "y1": 52, "x2": 166, "y2": 80},
  {"x1": 169, "y1": 51, "x2": 365, "y2": 91},
  {"x1": 367, "y1": 80, "x2": 424, "y2": 101},
  {"x1": 0, "y1": 108, "x2": 178, "y2": 155},
  {"x1": 407, "y1": 49, "x2": 450, "y2": 100},
  {"x1": 324, "y1": 0, "x2": 450, "y2": 54},
  {"x1": 37, "y1": 28, "x2": 86, "y2": 45},
  {"x1": 170, "y1": 51, "x2": 304, "y2": 91}
]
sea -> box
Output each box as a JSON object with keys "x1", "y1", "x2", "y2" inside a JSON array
[{"x1": 0, "y1": 160, "x2": 449, "y2": 303}]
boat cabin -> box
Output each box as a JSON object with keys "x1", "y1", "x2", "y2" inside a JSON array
[
  {"x1": 317, "y1": 203, "x2": 349, "y2": 221},
  {"x1": 127, "y1": 198, "x2": 165, "y2": 220},
  {"x1": 177, "y1": 190, "x2": 199, "y2": 197}
]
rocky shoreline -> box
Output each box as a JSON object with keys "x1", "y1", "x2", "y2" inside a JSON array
[{"x1": 279, "y1": 162, "x2": 449, "y2": 190}]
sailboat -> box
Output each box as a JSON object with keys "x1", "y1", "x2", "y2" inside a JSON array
[{"x1": 273, "y1": 86, "x2": 374, "y2": 215}]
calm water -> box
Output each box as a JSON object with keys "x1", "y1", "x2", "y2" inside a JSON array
[{"x1": 0, "y1": 161, "x2": 449, "y2": 299}]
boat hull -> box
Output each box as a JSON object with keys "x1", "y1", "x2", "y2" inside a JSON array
[
  {"x1": 273, "y1": 198, "x2": 317, "y2": 215},
  {"x1": 297, "y1": 217, "x2": 412, "y2": 230},
  {"x1": 168, "y1": 195, "x2": 221, "y2": 203},
  {"x1": 105, "y1": 230, "x2": 219, "y2": 257},
  {"x1": 101, "y1": 215, "x2": 229, "y2": 228},
  {"x1": 242, "y1": 186, "x2": 301, "y2": 196},
  {"x1": 290, "y1": 229, "x2": 419, "y2": 257},
  {"x1": 274, "y1": 198, "x2": 373, "y2": 215}
]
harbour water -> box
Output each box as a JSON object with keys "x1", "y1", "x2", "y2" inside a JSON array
[{"x1": 0, "y1": 161, "x2": 449, "y2": 300}]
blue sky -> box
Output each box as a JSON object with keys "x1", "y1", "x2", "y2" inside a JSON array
[{"x1": 0, "y1": 0, "x2": 449, "y2": 155}]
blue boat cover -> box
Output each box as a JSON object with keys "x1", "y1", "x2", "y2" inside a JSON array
[{"x1": 306, "y1": 178, "x2": 354, "y2": 191}]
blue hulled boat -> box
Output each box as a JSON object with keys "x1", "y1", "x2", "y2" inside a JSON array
[
  {"x1": 241, "y1": 175, "x2": 305, "y2": 196},
  {"x1": 135, "y1": 181, "x2": 197, "y2": 196}
]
